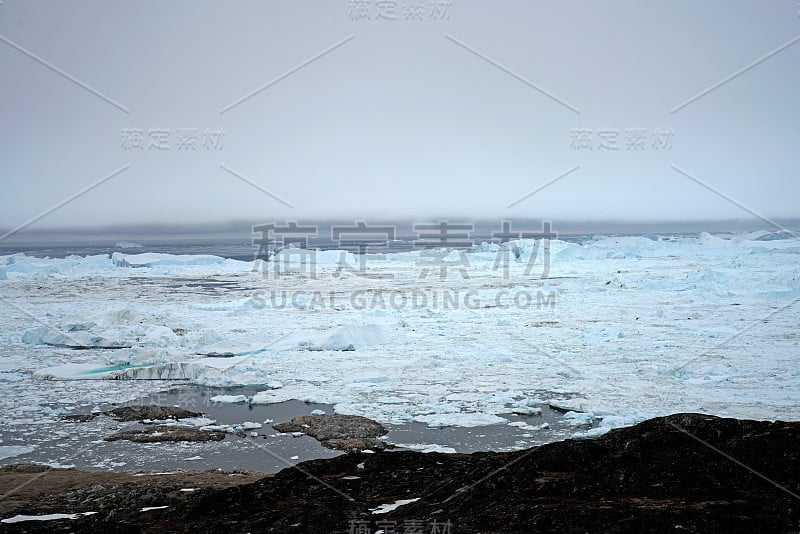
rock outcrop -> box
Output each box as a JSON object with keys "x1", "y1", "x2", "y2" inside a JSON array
[
  {"x1": 2, "y1": 414, "x2": 799, "y2": 533},
  {"x1": 104, "y1": 425, "x2": 224, "y2": 443},
  {"x1": 272, "y1": 414, "x2": 390, "y2": 451}
]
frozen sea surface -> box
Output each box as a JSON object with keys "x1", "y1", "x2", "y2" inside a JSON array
[{"x1": 1, "y1": 231, "x2": 799, "y2": 468}]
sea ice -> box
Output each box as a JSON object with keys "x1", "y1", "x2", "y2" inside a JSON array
[
  {"x1": 272, "y1": 324, "x2": 388, "y2": 351},
  {"x1": 2, "y1": 231, "x2": 798, "y2": 437},
  {"x1": 210, "y1": 395, "x2": 249, "y2": 404},
  {"x1": 0, "y1": 445, "x2": 35, "y2": 460}
]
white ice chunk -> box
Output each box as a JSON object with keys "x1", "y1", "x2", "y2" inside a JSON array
[
  {"x1": 572, "y1": 414, "x2": 647, "y2": 439},
  {"x1": 547, "y1": 398, "x2": 592, "y2": 413},
  {"x1": 395, "y1": 443, "x2": 457, "y2": 454},
  {"x1": 561, "y1": 411, "x2": 596, "y2": 426},
  {"x1": 210, "y1": 395, "x2": 249, "y2": 404},
  {"x1": 414, "y1": 412, "x2": 506, "y2": 428},
  {"x1": 371, "y1": 498, "x2": 421, "y2": 514},
  {"x1": 510, "y1": 406, "x2": 542, "y2": 416},
  {"x1": 2, "y1": 512, "x2": 97, "y2": 523}
]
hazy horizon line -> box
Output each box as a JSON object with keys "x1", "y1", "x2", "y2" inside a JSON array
[{"x1": 1, "y1": 217, "x2": 797, "y2": 244}]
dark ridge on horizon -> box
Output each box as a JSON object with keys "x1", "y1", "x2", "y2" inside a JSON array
[{"x1": 1, "y1": 218, "x2": 798, "y2": 241}]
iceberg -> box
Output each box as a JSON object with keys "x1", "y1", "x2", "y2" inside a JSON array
[
  {"x1": 111, "y1": 252, "x2": 227, "y2": 268},
  {"x1": 271, "y1": 324, "x2": 388, "y2": 351},
  {"x1": 22, "y1": 327, "x2": 132, "y2": 349},
  {"x1": 34, "y1": 356, "x2": 257, "y2": 382}
]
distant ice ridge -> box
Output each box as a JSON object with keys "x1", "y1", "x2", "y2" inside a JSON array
[
  {"x1": 1, "y1": 253, "x2": 116, "y2": 279},
  {"x1": 738, "y1": 230, "x2": 797, "y2": 241},
  {"x1": 1, "y1": 232, "x2": 798, "y2": 281},
  {"x1": 115, "y1": 240, "x2": 143, "y2": 249},
  {"x1": 111, "y1": 252, "x2": 227, "y2": 268},
  {"x1": 0, "y1": 251, "x2": 251, "y2": 279}
]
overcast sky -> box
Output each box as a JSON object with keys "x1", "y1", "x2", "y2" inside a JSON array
[{"x1": 1, "y1": 0, "x2": 799, "y2": 232}]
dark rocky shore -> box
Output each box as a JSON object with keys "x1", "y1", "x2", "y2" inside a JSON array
[{"x1": 1, "y1": 413, "x2": 798, "y2": 533}]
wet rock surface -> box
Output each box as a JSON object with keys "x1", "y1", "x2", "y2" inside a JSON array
[
  {"x1": 62, "y1": 405, "x2": 202, "y2": 423},
  {"x1": 104, "y1": 425, "x2": 225, "y2": 443},
  {"x1": 2, "y1": 414, "x2": 799, "y2": 533},
  {"x1": 272, "y1": 414, "x2": 391, "y2": 451},
  {"x1": 106, "y1": 405, "x2": 202, "y2": 422}
]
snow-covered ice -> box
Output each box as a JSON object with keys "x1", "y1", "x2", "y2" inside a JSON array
[
  {"x1": 414, "y1": 412, "x2": 508, "y2": 428},
  {"x1": 1, "y1": 232, "x2": 799, "y2": 452},
  {"x1": 210, "y1": 395, "x2": 249, "y2": 404},
  {"x1": 394, "y1": 443, "x2": 457, "y2": 454},
  {"x1": 1, "y1": 512, "x2": 98, "y2": 523},
  {"x1": 371, "y1": 498, "x2": 421, "y2": 514}
]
